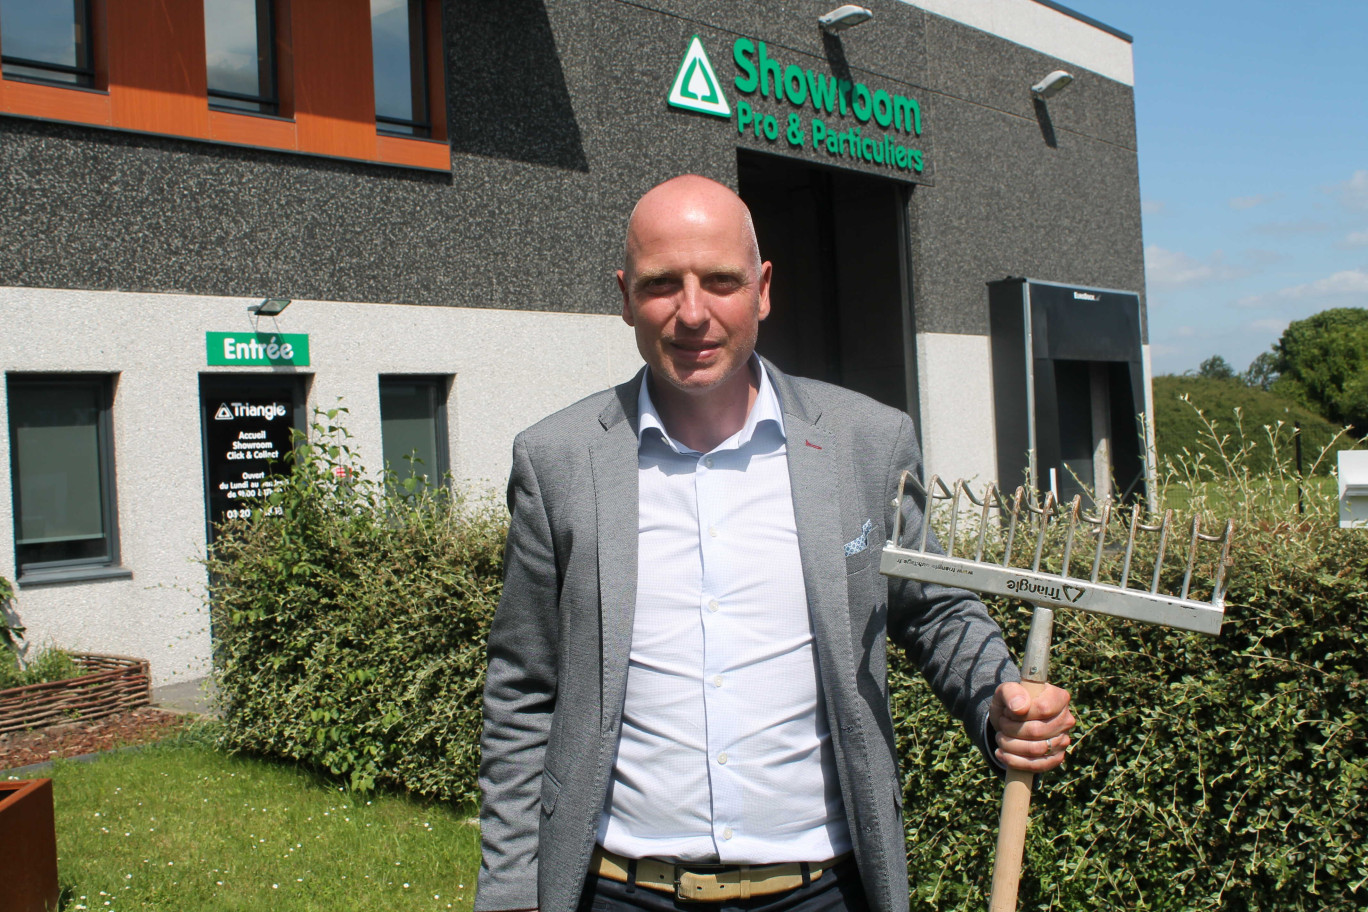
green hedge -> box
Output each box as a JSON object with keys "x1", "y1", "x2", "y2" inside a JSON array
[
  {"x1": 207, "y1": 411, "x2": 505, "y2": 804},
  {"x1": 210, "y1": 411, "x2": 1366, "y2": 910}
]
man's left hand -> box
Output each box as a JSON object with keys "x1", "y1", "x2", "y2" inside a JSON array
[{"x1": 989, "y1": 681, "x2": 1076, "y2": 773}]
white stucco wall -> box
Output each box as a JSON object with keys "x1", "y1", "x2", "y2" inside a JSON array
[
  {"x1": 905, "y1": 0, "x2": 1135, "y2": 85},
  {"x1": 0, "y1": 288, "x2": 640, "y2": 684},
  {"x1": 915, "y1": 331, "x2": 998, "y2": 486}
]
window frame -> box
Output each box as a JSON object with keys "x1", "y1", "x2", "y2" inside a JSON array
[
  {"x1": 372, "y1": 0, "x2": 432, "y2": 139},
  {"x1": 204, "y1": 0, "x2": 280, "y2": 116},
  {"x1": 6, "y1": 373, "x2": 128, "y2": 586},
  {"x1": 377, "y1": 374, "x2": 450, "y2": 494},
  {"x1": 0, "y1": 0, "x2": 98, "y2": 89}
]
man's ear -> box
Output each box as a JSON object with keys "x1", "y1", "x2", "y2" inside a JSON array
[
  {"x1": 618, "y1": 270, "x2": 635, "y2": 326},
  {"x1": 756, "y1": 260, "x2": 773, "y2": 322}
]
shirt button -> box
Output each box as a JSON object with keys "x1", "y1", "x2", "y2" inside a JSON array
[
  {"x1": 708, "y1": 599, "x2": 720, "y2": 613},
  {"x1": 704, "y1": 457, "x2": 714, "y2": 468},
  {"x1": 717, "y1": 752, "x2": 728, "y2": 765},
  {"x1": 722, "y1": 827, "x2": 734, "y2": 840},
  {"x1": 709, "y1": 527, "x2": 719, "y2": 538},
  {"x1": 712, "y1": 675, "x2": 724, "y2": 687}
]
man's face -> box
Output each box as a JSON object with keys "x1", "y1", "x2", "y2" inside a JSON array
[{"x1": 618, "y1": 186, "x2": 772, "y2": 403}]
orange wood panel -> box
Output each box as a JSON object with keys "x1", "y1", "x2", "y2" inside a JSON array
[
  {"x1": 292, "y1": 0, "x2": 375, "y2": 160},
  {"x1": 424, "y1": 0, "x2": 446, "y2": 141},
  {"x1": 107, "y1": 0, "x2": 209, "y2": 138},
  {"x1": 274, "y1": 0, "x2": 294, "y2": 118},
  {"x1": 210, "y1": 110, "x2": 298, "y2": 149},
  {"x1": 0, "y1": 80, "x2": 112, "y2": 126},
  {"x1": 376, "y1": 134, "x2": 449, "y2": 171}
]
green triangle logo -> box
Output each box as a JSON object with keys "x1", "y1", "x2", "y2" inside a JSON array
[{"x1": 668, "y1": 35, "x2": 731, "y2": 118}]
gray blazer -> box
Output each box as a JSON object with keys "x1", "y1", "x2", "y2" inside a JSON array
[{"x1": 476, "y1": 360, "x2": 1017, "y2": 912}]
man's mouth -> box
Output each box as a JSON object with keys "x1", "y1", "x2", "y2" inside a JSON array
[{"x1": 670, "y1": 340, "x2": 721, "y2": 357}]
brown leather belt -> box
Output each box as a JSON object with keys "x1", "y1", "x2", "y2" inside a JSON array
[{"x1": 591, "y1": 846, "x2": 851, "y2": 903}]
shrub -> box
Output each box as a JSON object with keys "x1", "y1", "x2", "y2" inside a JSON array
[
  {"x1": 0, "y1": 644, "x2": 82, "y2": 690},
  {"x1": 895, "y1": 404, "x2": 1367, "y2": 910},
  {"x1": 206, "y1": 409, "x2": 505, "y2": 804},
  {"x1": 211, "y1": 407, "x2": 1367, "y2": 910}
]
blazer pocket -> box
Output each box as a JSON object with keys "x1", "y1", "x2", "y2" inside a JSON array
[
  {"x1": 541, "y1": 767, "x2": 562, "y2": 817},
  {"x1": 844, "y1": 518, "x2": 877, "y2": 574}
]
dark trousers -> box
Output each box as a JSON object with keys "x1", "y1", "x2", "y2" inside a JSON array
[{"x1": 576, "y1": 858, "x2": 869, "y2": 912}]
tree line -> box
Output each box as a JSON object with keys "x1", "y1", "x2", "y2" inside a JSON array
[{"x1": 1191, "y1": 307, "x2": 1368, "y2": 433}]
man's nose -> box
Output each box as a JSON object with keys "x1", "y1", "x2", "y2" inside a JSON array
[{"x1": 676, "y1": 279, "x2": 709, "y2": 328}]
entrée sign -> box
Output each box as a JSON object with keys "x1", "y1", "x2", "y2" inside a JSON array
[
  {"x1": 206, "y1": 332, "x2": 310, "y2": 367},
  {"x1": 668, "y1": 35, "x2": 926, "y2": 176}
]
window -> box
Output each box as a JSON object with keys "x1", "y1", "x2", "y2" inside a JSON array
[
  {"x1": 0, "y1": 0, "x2": 95, "y2": 87},
  {"x1": 204, "y1": 0, "x2": 278, "y2": 115},
  {"x1": 379, "y1": 376, "x2": 448, "y2": 493},
  {"x1": 371, "y1": 0, "x2": 430, "y2": 137},
  {"x1": 7, "y1": 375, "x2": 125, "y2": 582}
]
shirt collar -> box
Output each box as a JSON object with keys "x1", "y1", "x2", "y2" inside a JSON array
[{"x1": 637, "y1": 356, "x2": 787, "y2": 455}]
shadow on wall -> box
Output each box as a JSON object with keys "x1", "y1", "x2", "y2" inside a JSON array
[{"x1": 445, "y1": 0, "x2": 589, "y2": 172}]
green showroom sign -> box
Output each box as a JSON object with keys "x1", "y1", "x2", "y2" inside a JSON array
[
  {"x1": 668, "y1": 35, "x2": 926, "y2": 175},
  {"x1": 206, "y1": 332, "x2": 310, "y2": 367}
]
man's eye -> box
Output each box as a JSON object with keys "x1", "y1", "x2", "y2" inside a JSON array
[{"x1": 705, "y1": 275, "x2": 744, "y2": 292}]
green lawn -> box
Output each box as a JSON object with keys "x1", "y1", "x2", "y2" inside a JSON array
[{"x1": 40, "y1": 726, "x2": 481, "y2": 912}]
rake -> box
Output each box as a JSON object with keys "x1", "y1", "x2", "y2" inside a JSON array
[{"x1": 879, "y1": 473, "x2": 1234, "y2": 912}]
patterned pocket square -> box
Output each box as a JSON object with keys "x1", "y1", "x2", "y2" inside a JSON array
[{"x1": 844, "y1": 519, "x2": 875, "y2": 557}]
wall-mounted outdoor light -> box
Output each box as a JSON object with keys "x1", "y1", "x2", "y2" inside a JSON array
[
  {"x1": 819, "y1": 5, "x2": 873, "y2": 32},
  {"x1": 1030, "y1": 70, "x2": 1074, "y2": 100},
  {"x1": 249, "y1": 297, "x2": 291, "y2": 316}
]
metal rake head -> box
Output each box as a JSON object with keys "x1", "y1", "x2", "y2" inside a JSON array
[{"x1": 882, "y1": 473, "x2": 1235, "y2": 636}]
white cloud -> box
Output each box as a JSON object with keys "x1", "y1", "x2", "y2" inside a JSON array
[
  {"x1": 1252, "y1": 218, "x2": 1333, "y2": 236},
  {"x1": 1142, "y1": 200, "x2": 1166, "y2": 216},
  {"x1": 1327, "y1": 170, "x2": 1368, "y2": 211},
  {"x1": 1235, "y1": 268, "x2": 1368, "y2": 308},
  {"x1": 1229, "y1": 194, "x2": 1277, "y2": 210},
  {"x1": 1250, "y1": 318, "x2": 1289, "y2": 334},
  {"x1": 1144, "y1": 245, "x2": 1242, "y2": 289},
  {"x1": 1339, "y1": 229, "x2": 1368, "y2": 248}
]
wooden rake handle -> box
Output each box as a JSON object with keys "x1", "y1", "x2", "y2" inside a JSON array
[{"x1": 988, "y1": 607, "x2": 1054, "y2": 912}]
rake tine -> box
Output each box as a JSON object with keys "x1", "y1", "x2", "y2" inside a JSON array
[
  {"x1": 1120, "y1": 503, "x2": 1141, "y2": 589},
  {"x1": 947, "y1": 480, "x2": 964, "y2": 558},
  {"x1": 1090, "y1": 500, "x2": 1112, "y2": 583},
  {"x1": 1031, "y1": 491, "x2": 1056, "y2": 573},
  {"x1": 918, "y1": 475, "x2": 940, "y2": 552},
  {"x1": 1060, "y1": 496, "x2": 1082, "y2": 579},
  {"x1": 1150, "y1": 509, "x2": 1173, "y2": 594},
  {"x1": 1180, "y1": 514, "x2": 1202, "y2": 601},
  {"x1": 891, "y1": 470, "x2": 912, "y2": 546},
  {"x1": 1003, "y1": 487, "x2": 1026, "y2": 567},
  {"x1": 974, "y1": 483, "x2": 997, "y2": 563},
  {"x1": 1211, "y1": 519, "x2": 1235, "y2": 604}
]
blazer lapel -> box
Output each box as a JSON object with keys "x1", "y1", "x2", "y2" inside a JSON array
[
  {"x1": 770, "y1": 366, "x2": 861, "y2": 701},
  {"x1": 591, "y1": 374, "x2": 643, "y2": 733}
]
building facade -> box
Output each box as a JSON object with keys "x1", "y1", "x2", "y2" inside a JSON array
[{"x1": 0, "y1": 0, "x2": 1149, "y2": 685}]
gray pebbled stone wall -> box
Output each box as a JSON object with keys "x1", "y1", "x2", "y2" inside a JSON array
[{"x1": 0, "y1": 0, "x2": 1143, "y2": 337}]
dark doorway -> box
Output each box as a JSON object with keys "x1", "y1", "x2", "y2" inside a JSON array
[{"x1": 738, "y1": 151, "x2": 915, "y2": 415}]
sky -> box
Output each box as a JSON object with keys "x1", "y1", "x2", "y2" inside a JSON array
[{"x1": 1063, "y1": 0, "x2": 1368, "y2": 376}]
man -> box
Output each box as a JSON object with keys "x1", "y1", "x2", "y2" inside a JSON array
[{"x1": 477, "y1": 175, "x2": 1074, "y2": 912}]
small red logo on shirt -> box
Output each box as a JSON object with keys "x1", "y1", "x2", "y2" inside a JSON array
[{"x1": 805, "y1": 440, "x2": 822, "y2": 450}]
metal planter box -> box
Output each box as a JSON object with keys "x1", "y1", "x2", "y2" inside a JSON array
[{"x1": 0, "y1": 778, "x2": 60, "y2": 912}]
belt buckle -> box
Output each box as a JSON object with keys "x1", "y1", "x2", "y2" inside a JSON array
[{"x1": 674, "y1": 866, "x2": 732, "y2": 903}]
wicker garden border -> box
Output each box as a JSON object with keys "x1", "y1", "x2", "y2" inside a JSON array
[{"x1": 0, "y1": 654, "x2": 151, "y2": 735}]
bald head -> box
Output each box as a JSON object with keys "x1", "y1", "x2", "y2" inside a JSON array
[
  {"x1": 615, "y1": 174, "x2": 774, "y2": 447},
  {"x1": 623, "y1": 175, "x2": 762, "y2": 280}
]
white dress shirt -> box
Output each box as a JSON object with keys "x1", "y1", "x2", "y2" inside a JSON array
[{"x1": 598, "y1": 360, "x2": 852, "y2": 864}]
